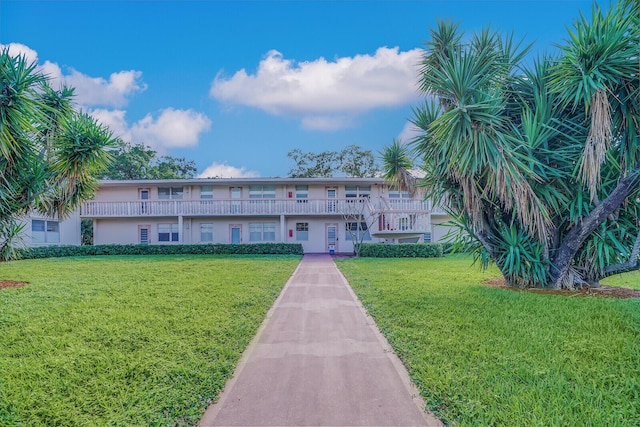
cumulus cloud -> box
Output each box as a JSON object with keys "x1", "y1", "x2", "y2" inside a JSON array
[
  {"x1": 90, "y1": 108, "x2": 211, "y2": 151},
  {"x1": 397, "y1": 121, "x2": 422, "y2": 144},
  {"x1": 1, "y1": 42, "x2": 146, "y2": 108},
  {"x1": 210, "y1": 47, "x2": 422, "y2": 130},
  {"x1": 3, "y1": 43, "x2": 211, "y2": 151},
  {"x1": 198, "y1": 162, "x2": 260, "y2": 178}
]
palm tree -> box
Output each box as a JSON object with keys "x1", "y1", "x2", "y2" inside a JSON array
[
  {"x1": 407, "y1": 0, "x2": 639, "y2": 288},
  {"x1": 380, "y1": 138, "x2": 415, "y2": 195},
  {"x1": 0, "y1": 49, "x2": 114, "y2": 260}
]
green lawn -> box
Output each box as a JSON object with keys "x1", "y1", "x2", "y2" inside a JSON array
[
  {"x1": 336, "y1": 256, "x2": 640, "y2": 427},
  {"x1": 0, "y1": 255, "x2": 300, "y2": 426}
]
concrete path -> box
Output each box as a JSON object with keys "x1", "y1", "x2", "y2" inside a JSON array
[{"x1": 199, "y1": 254, "x2": 442, "y2": 427}]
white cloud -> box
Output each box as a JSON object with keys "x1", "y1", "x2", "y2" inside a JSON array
[
  {"x1": 90, "y1": 108, "x2": 211, "y2": 151},
  {"x1": 210, "y1": 47, "x2": 422, "y2": 130},
  {"x1": 397, "y1": 121, "x2": 422, "y2": 144},
  {"x1": 198, "y1": 162, "x2": 260, "y2": 178},
  {"x1": 1, "y1": 43, "x2": 146, "y2": 108}
]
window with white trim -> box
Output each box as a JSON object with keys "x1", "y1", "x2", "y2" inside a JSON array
[
  {"x1": 200, "y1": 186, "x2": 213, "y2": 199},
  {"x1": 345, "y1": 185, "x2": 371, "y2": 200},
  {"x1": 249, "y1": 185, "x2": 276, "y2": 199},
  {"x1": 31, "y1": 220, "x2": 60, "y2": 243},
  {"x1": 345, "y1": 222, "x2": 371, "y2": 241},
  {"x1": 295, "y1": 185, "x2": 308, "y2": 203},
  {"x1": 296, "y1": 222, "x2": 309, "y2": 241},
  {"x1": 423, "y1": 232, "x2": 432, "y2": 243},
  {"x1": 158, "y1": 187, "x2": 183, "y2": 199},
  {"x1": 249, "y1": 222, "x2": 276, "y2": 242},
  {"x1": 158, "y1": 223, "x2": 179, "y2": 242},
  {"x1": 200, "y1": 223, "x2": 213, "y2": 242}
]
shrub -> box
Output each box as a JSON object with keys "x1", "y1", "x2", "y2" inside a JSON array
[
  {"x1": 18, "y1": 243, "x2": 304, "y2": 259},
  {"x1": 356, "y1": 243, "x2": 444, "y2": 258}
]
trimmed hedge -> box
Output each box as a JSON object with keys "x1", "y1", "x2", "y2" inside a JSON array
[
  {"x1": 356, "y1": 243, "x2": 444, "y2": 258},
  {"x1": 18, "y1": 243, "x2": 304, "y2": 259}
]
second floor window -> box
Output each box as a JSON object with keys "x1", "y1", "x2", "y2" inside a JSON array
[
  {"x1": 249, "y1": 185, "x2": 276, "y2": 199},
  {"x1": 158, "y1": 187, "x2": 183, "y2": 199},
  {"x1": 345, "y1": 185, "x2": 371, "y2": 200},
  {"x1": 295, "y1": 185, "x2": 308, "y2": 202},
  {"x1": 200, "y1": 186, "x2": 213, "y2": 199}
]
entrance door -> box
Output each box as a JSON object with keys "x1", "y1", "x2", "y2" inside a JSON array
[
  {"x1": 326, "y1": 187, "x2": 337, "y2": 213},
  {"x1": 230, "y1": 225, "x2": 241, "y2": 244},
  {"x1": 139, "y1": 225, "x2": 150, "y2": 244},
  {"x1": 326, "y1": 223, "x2": 338, "y2": 253},
  {"x1": 139, "y1": 188, "x2": 149, "y2": 214}
]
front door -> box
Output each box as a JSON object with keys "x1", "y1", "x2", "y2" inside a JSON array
[
  {"x1": 326, "y1": 187, "x2": 337, "y2": 213},
  {"x1": 230, "y1": 225, "x2": 241, "y2": 244},
  {"x1": 139, "y1": 188, "x2": 149, "y2": 214},
  {"x1": 326, "y1": 223, "x2": 338, "y2": 253},
  {"x1": 139, "y1": 225, "x2": 150, "y2": 244}
]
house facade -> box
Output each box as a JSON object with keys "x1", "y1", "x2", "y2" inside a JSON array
[{"x1": 26, "y1": 177, "x2": 452, "y2": 253}]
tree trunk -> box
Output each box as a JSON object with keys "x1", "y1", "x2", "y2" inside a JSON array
[{"x1": 548, "y1": 171, "x2": 640, "y2": 288}]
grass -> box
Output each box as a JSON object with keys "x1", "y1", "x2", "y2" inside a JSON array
[
  {"x1": 336, "y1": 255, "x2": 640, "y2": 427},
  {"x1": 601, "y1": 270, "x2": 640, "y2": 290},
  {"x1": 0, "y1": 255, "x2": 300, "y2": 426}
]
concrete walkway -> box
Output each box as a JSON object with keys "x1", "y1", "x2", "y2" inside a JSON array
[{"x1": 199, "y1": 254, "x2": 442, "y2": 427}]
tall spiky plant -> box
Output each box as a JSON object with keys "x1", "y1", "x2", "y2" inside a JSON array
[
  {"x1": 0, "y1": 49, "x2": 115, "y2": 260},
  {"x1": 409, "y1": 0, "x2": 640, "y2": 289}
]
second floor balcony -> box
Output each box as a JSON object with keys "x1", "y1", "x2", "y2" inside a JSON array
[{"x1": 81, "y1": 197, "x2": 433, "y2": 218}]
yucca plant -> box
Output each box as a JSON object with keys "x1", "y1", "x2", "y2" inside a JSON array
[
  {"x1": 398, "y1": 0, "x2": 639, "y2": 288},
  {"x1": 0, "y1": 49, "x2": 115, "y2": 260}
]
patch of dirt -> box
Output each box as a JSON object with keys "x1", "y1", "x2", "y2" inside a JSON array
[
  {"x1": 482, "y1": 277, "x2": 640, "y2": 299},
  {"x1": 0, "y1": 280, "x2": 28, "y2": 290}
]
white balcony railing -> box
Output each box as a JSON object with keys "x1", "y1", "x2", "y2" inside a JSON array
[
  {"x1": 81, "y1": 198, "x2": 432, "y2": 218},
  {"x1": 371, "y1": 212, "x2": 429, "y2": 235}
]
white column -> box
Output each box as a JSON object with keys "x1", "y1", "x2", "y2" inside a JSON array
[
  {"x1": 178, "y1": 215, "x2": 183, "y2": 243},
  {"x1": 280, "y1": 215, "x2": 286, "y2": 242}
]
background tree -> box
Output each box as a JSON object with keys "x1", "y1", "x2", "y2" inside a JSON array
[
  {"x1": 288, "y1": 145, "x2": 379, "y2": 178},
  {"x1": 105, "y1": 141, "x2": 197, "y2": 180},
  {"x1": 391, "y1": 0, "x2": 639, "y2": 289},
  {"x1": 0, "y1": 49, "x2": 114, "y2": 259}
]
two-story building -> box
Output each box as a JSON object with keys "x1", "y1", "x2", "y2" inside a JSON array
[{"x1": 26, "y1": 177, "x2": 452, "y2": 253}]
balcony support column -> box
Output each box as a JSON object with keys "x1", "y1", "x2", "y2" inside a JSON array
[
  {"x1": 178, "y1": 215, "x2": 183, "y2": 243},
  {"x1": 280, "y1": 215, "x2": 286, "y2": 242}
]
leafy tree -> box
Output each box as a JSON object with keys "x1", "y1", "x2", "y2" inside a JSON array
[
  {"x1": 391, "y1": 0, "x2": 639, "y2": 289},
  {"x1": 105, "y1": 141, "x2": 197, "y2": 180},
  {"x1": 0, "y1": 49, "x2": 114, "y2": 259},
  {"x1": 288, "y1": 145, "x2": 379, "y2": 178}
]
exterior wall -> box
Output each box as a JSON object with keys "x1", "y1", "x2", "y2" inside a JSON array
[
  {"x1": 431, "y1": 215, "x2": 454, "y2": 242},
  {"x1": 83, "y1": 178, "x2": 451, "y2": 253},
  {"x1": 23, "y1": 211, "x2": 81, "y2": 247}
]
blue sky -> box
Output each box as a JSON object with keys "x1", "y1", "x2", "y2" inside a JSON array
[{"x1": 1, "y1": 0, "x2": 595, "y2": 178}]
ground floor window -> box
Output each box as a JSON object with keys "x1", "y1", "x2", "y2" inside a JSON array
[
  {"x1": 158, "y1": 223, "x2": 179, "y2": 242},
  {"x1": 423, "y1": 232, "x2": 432, "y2": 243},
  {"x1": 249, "y1": 222, "x2": 276, "y2": 242},
  {"x1": 345, "y1": 222, "x2": 371, "y2": 241},
  {"x1": 296, "y1": 222, "x2": 309, "y2": 241},
  {"x1": 200, "y1": 223, "x2": 213, "y2": 242},
  {"x1": 31, "y1": 220, "x2": 60, "y2": 243}
]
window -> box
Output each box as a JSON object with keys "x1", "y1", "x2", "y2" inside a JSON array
[
  {"x1": 200, "y1": 223, "x2": 213, "y2": 242},
  {"x1": 295, "y1": 185, "x2": 308, "y2": 203},
  {"x1": 249, "y1": 185, "x2": 276, "y2": 199},
  {"x1": 139, "y1": 225, "x2": 151, "y2": 244},
  {"x1": 249, "y1": 222, "x2": 276, "y2": 242},
  {"x1": 31, "y1": 220, "x2": 60, "y2": 243},
  {"x1": 389, "y1": 189, "x2": 411, "y2": 199},
  {"x1": 423, "y1": 232, "x2": 432, "y2": 243},
  {"x1": 345, "y1": 185, "x2": 371, "y2": 200},
  {"x1": 200, "y1": 186, "x2": 213, "y2": 199},
  {"x1": 345, "y1": 222, "x2": 371, "y2": 241},
  {"x1": 296, "y1": 222, "x2": 309, "y2": 240},
  {"x1": 158, "y1": 187, "x2": 183, "y2": 199},
  {"x1": 158, "y1": 223, "x2": 179, "y2": 242}
]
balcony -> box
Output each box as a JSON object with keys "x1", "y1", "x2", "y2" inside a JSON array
[
  {"x1": 370, "y1": 212, "x2": 429, "y2": 237},
  {"x1": 81, "y1": 198, "x2": 431, "y2": 218}
]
